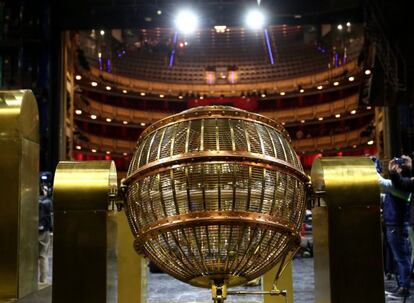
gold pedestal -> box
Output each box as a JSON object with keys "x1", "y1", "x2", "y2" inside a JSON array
[
  {"x1": 0, "y1": 90, "x2": 39, "y2": 301},
  {"x1": 311, "y1": 157, "x2": 385, "y2": 303},
  {"x1": 52, "y1": 161, "x2": 117, "y2": 303}
]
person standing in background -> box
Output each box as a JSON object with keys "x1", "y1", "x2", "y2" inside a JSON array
[{"x1": 38, "y1": 185, "x2": 53, "y2": 284}]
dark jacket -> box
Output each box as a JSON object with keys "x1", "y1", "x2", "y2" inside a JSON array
[
  {"x1": 391, "y1": 172, "x2": 414, "y2": 193},
  {"x1": 383, "y1": 192, "x2": 411, "y2": 226},
  {"x1": 39, "y1": 196, "x2": 53, "y2": 232}
]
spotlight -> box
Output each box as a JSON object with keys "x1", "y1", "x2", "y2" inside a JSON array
[
  {"x1": 140, "y1": 122, "x2": 146, "y2": 127},
  {"x1": 90, "y1": 114, "x2": 97, "y2": 120},
  {"x1": 318, "y1": 117, "x2": 324, "y2": 121},
  {"x1": 337, "y1": 24, "x2": 343, "y2": 30},
  {"x1": 159, "y1": 94, "x2": 165, "y2": 98},
  {"x1": 300, "y1": 120, "x2": 305, "y2": 123},
  {"x1": 106, "y1": 118, "x2": 112, "y2": 122},
  {"x1": 174, "y1": 9, "x2": 199, "y2": 35},
  {"x1": 106, "y1": 86, "x2": 111, "y2": 91},
  {"x1": 261, "y1": 92, "x2": 267, "y2": 98},
  {"x1": 123, "y1": 152, "x2": 128, "y2": 156},
  {"x1": 353, "y1": 144, "x2": 357, "y2": 148},
  {"x1": 348, "y1": 76, "x2": 355, "y2": 82},
  {"x1": 75, "y1": 109, "x2": 82, "y2": 115},
  {"x1": 333, "y1": 81, "x2": 339, "y2": 86},
  {"x1": 91, "y1": 81, "x2": 98, "y2": 87},
  {"x1": 281, "y1": 122, "x2": 285, "y2": 125},
  {"x1": 346, "y1": 22, "x2": 351, "y2": 27},
  {"x1": 122, "y1": 89, "x2": 128, "y2": 94},
  {"x1": 100, "y1": 30, "x2": 105, "y2": 36},
  {"x1": 365, "y1": 69, "x2": 371, "y2": 75},
  {"x1": 91, "y1": 149, "x2": 97, "y2": 153},
  {"x1": 350, "y1": 109, "x2": 357, "y2": 115},
  {"x1": 140, "y1": 92, "x2": 146, "y2": 96},
  {"x1": 75, "y1": 75, "x2": 82, "y2": 80},
  {"x1": 199, "y1": 95, "x2": 204, "y2": 100},
  {"x1": 123, "y1": 121, "x2": 128, "y2": 125},
  {"x1": 367, "y1": 140, "x2": 374, "y2": 145},
  {"x1": 299, "y1": 88, "x2": 305, "y2": 93},
  {"x1": 75, "y1": 145, "x2": 81, "y2": 150},
  {"x1": 317, "y1": 85, "x2": 323, "y2": 90},
  {"x1": 245, "y1": 9, "x2": 265, "y2": 30},
  {"x1": 335, "y1": 114, "x2": 341, "y2": 118},
  {"x1": 280, "y1": 91, "x2": 285, "y2": 96},
  {"x1": 366, "y1": 106, "x2": 372, "y2": 110},
  {"x1": 157, "y1": 10, "x2": 162, "y2": 15},
  {"x1": 106, "y1": 151, "x2": 111, "y2": 155}
]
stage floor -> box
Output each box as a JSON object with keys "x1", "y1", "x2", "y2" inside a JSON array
[{"x1": 12, "y1": 257, "x2": 413, "y2": 303}]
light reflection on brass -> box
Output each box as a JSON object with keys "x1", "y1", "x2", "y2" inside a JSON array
[{"x1": 125, "y1": 106, "x2": 308, "y2": 294}]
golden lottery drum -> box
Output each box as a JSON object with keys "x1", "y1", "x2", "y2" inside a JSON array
[{"x1": 124, "y1": 106, "x2": 308, "y2": 288}]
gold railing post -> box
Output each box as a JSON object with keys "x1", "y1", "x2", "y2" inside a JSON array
[
  {"x1": 0, "y1": 90, "x2": 39, "y2": 302},
  {"x1": 311, "y1": 157, "x2": 385, "y2": 303}
]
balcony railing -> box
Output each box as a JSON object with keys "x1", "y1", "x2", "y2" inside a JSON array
[
  {"x1": 75, "y1": 125, "x2": 372, "y2": 155},
  {"x1": 75, "y1": 93, "x2": 360, "y2": 125}
]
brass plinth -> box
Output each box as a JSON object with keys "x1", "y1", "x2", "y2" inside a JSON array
[
  {"x1": 53, "y1": 161, "x2": 117, "y2": 303},
  {"x1": 125, "y1": 106, "x2": 308, "y2": 290},
  {"x1": 311, "y1": 157, "x2": 384, "y2": 303},
  {"x1": 0, "y1": 90, "x2": 39, "y2": 301}
]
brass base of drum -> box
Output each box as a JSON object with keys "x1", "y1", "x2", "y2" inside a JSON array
[{"x1": 190, "y1": 275, "x2": 247, "y2": 288}]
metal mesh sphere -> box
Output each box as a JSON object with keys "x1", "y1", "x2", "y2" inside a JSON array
[{"x1": 125, "y1": 106, "x2": 308, "y2": 288}]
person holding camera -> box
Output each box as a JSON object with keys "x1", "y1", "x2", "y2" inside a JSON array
[
  {"x1": 382, "y1": 155, "x2": 413, "y2": 298},
  {"x1": 390, "y1": 155, "x2": 414, "y2": 192}
]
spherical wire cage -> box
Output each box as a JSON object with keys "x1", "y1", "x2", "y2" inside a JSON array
[{"x1": 124, "y1": 106, "x2": 308, "y2": 291}]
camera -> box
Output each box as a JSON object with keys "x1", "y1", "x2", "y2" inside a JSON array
[{"x1": 394, "y1": 157, "x2": 405, "y2": 166}]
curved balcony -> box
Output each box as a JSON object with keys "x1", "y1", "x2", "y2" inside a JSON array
[
  {"x1": 74, "y1": 124, "x2": 373, "y2": 156},
  {"x1": 84, "y1": 60, "x2": 359, "y2": 97},
  {"x1": 75, "y1": 93, "x2": 360, "y2": 125}
]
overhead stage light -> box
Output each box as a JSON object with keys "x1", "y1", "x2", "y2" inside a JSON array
[
  {"x1": 174, "y1": 9, "x2": 199, "y2": 35},
  {"x1": 245, "y1": 9, "x2": 265, "y2": 30}
]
